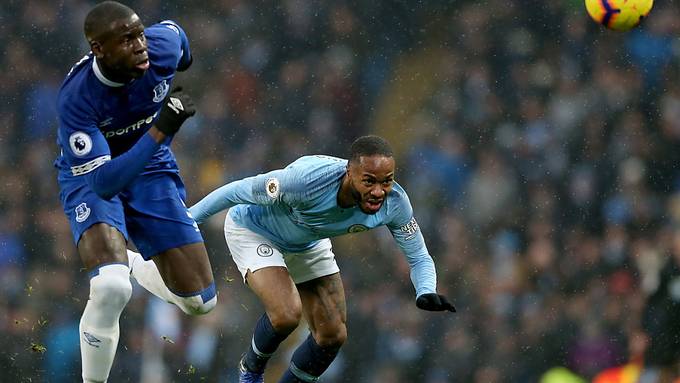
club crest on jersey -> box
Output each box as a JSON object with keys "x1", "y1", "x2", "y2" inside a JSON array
[
  {"x1": 257, "y1": 244, "x2": 273, "y2": 257},
  {"x1": 265, "y1": 178, "x2": 280, "y2": 199},
  {"x1": 69, "y1": 132, "x2": 93, "y2": 157},
  {"x1": 75, "y1": 203, "x2": 91, "y2": 223},
  {"x1": 348, "y1": 224, "x2": 368, "y2": 233},
  {"x1": 153, "y1": 80, "x2": 170, "y2": 102}
]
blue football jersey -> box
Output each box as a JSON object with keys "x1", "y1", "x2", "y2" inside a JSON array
[
  {"x1": 54, "y1": 20, "x2": 192, "y2": 177},
  {"x1": 190, "y1": 155, "x2": 438, "y2": 297}
]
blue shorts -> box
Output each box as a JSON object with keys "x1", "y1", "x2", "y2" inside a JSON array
[{"x1": 58, "y1": 170, "x2": 203, "y2": 260}]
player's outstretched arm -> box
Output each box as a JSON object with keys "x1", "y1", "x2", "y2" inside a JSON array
[
  {"x1": 86, "y1": 87, "x2": 195, "y2": 199},
  {"x1": 190, "y1": 167, "x2": 302, "y2": 224}
]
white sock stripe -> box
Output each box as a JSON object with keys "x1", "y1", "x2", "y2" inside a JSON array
[
  {"x1": 289, "y1": 362, "x2": 320, "y2": 382},
  {"x1": 251, "y1": 337, "x2": 274, "y2": 358}
]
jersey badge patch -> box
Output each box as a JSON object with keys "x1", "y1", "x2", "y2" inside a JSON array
[
  {"x1": 153, "y1": 79, "x2": 170, "y2": 102},
  {"x1": 69, "y1": 132, "x2": 93, "y2": 157},
  {"x1": 75, "y1": 203, "x2": 91, "y2": 223},
  {"x1": 265, "y1": 178, "x2": 280, "y2": 199},
  {"x1": 257, "y1": 244, "x2": 273, "y2": 257},
  {"x1": 348, "y1": 224, "x2": 368, "y2": 233}
]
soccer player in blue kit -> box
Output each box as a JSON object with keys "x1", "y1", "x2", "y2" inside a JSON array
[
  {"x1": 190, "y1": 135, "x2": 455, "y2": 383},
  {"x1": 54, "y1": 2, "x2": 216, "y2": 382}
]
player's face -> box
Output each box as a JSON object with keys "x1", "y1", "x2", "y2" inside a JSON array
[
  {"x1": 93, "y1": 14, "x2": 148, "y2": 80},
  {"x1": 348, "y1": 155, "x2": 395, "y2": 214}
]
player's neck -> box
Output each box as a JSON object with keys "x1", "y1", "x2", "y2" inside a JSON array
[
  {"x1": 94, "y1": 58, "x2": 132, "y2": 85},
  {"x1": 336, "y1": 175, "x2": 356, "y2": 208}
]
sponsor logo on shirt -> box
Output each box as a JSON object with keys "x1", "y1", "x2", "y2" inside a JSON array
[
  {"x1": 102, "y1": 112, "x2": 157, "y2": 138},
  {"x1": 400, "y1": 217, "x2": 419, "y2": 240}
]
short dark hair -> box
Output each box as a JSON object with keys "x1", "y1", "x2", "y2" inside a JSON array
[
  {"x1": 84, "y1": 1, "x2": 136, "y2": 42},
  {"x1": 349, "y1": 135, "x2": 394, "y2": 163}
]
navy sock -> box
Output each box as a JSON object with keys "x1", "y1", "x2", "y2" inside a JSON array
[
  {"x1": 278, "y1": 334, "x2": 341, "y2": 383},
  {"x1": 243, "y1": 313, "x2": 289, "y2": 373}
]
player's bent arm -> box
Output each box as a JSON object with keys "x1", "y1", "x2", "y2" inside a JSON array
[{"x1": 85, "y1": 131, "x2": 162, "y2": 199}]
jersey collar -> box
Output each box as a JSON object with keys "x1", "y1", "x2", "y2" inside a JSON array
[{"x1": 92, "y1": 58, "x2": 125, "y2": 88}]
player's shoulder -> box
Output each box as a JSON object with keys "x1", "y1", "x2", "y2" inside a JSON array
[
  {"x1": 384, "y1": 181, "x2": 413, "y2": 221},
  {"x1": 278, "y1": 155, "x2": 346, "y2": 195},
  {"x1": 287, "y1": 155, "x2": 347, "y2": 178},
  {"x1": 58, "y1": 54, "x2": 98, "y2": 118},
  {"x1": 145, "y1": 21, "x2": 185, "y2": 69},
  {"x1": 387, "y1": 181, "x2": 410, "y2": 205}
]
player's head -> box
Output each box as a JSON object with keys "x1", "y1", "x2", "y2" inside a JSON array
[
  {"x1": 84, "y1": 1, "x2": 148, "y2": 81},
  {"x1": 346, "y1": 135, "x2": 395, "y2": 214}
]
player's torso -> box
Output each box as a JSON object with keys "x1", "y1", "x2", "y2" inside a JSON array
[
  {"x1": 243, "y1": 157, "x2": 402, "y2": 249},
  {"x1": 286, "y1": 190, "x2": 391, "y2": 238},
  {"x1": 58, "y1": 31, "x2": 176, "y2": 159},
  {"x1": 92, "y1": 68, "x2": 171, "y2": 157}
]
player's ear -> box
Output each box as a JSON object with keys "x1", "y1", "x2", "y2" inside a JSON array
[{"x1": 90, "y1": 40, "x2": 103, "y2": 59}]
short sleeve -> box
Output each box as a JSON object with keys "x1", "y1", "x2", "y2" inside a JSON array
[
  {"x1": 146, "y1": 21, "x2": 192, "y2": 71},
  {"x1": 57, "y1": 96, "x2": 111, "y2": 176}
]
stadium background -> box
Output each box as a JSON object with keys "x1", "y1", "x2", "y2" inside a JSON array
[{"x1": 1, "y1": 0, "x2": 680, "y2": 382}]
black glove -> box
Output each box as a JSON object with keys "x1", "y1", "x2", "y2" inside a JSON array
[
  {"x1": 416, "y1": 293, "x2": 456, "y2": 312},
  {"x1": 154, "y1": 87, "x2": 196, "y2": 136}
]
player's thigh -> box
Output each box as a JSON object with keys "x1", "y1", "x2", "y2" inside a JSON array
[
  {"x1": 78, "y1": 223, "x2": 128, "y2": 270},
  {"x1": 58, "y1": 175, "x2": 129, "y2": 270},
  {"x1": 224, "y1": 213, "x2": 301, "y2": 321},
  {"x1": 153, "y1": 242, "x2": 214, "y2": 293},
  {"x1": 123, "y1": 171, "x2": 211, "y2": 292},
  {"x1": 297, "y1": 272, "x2": 347, "y2": 343},
  {"x1": 246, "y1": 266, "x2": 302, "y2": 327},
  {"x1": 123, "y1": 171, "x2": 204, "y2": 259}
]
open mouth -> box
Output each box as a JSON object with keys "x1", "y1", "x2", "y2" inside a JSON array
[
  {"x1": 135, "y1": 59, "x2": 149, "y2": 70},
  {"x1": 365, "y1": 199, "x2": 383, "y2": 211}
]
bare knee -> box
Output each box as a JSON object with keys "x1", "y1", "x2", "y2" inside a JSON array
[
  {"x1": 268, "y1": 305, "x2": 302, "y2": 334},
  {"x1": 314, "y1": 323, "x2": 347, "y2": 348}
]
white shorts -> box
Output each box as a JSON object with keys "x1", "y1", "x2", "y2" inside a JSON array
[{"x1": 224, "y1": 212, "x2": 340, "y2": 284}]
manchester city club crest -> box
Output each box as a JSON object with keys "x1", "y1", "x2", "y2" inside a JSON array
[
  {"x1": 256, "y1": 244, "x2": 274, "y2": 257},
  {"x1": 348, "y1": 224, "x2": 368, "y2": 233},
  {"x1": 153, "y1": 79, "x2": 169, "y2": 102}
]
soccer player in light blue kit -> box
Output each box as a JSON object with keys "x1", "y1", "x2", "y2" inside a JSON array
[
  {"x1": 55, "y1": 2, "x2": 216, "y2": 382},
  {"x1": 190, "y1": 135, "x2": 455, "y2": 383}
]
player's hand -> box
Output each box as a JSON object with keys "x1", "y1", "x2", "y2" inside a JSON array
[
  {"x1": 416, "y1": 293, "x2": 456, "y2": 312},
  {"x1": 155, "y1": 86, "x2": 196, "y2": 136}
]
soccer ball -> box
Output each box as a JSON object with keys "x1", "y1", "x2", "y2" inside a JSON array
[{"x1": 585, "y1": 0, "x2": 654, "y2": 31}]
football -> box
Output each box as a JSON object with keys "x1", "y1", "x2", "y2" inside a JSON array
[{"x1": 585, "y1": 0, "x2": 654, "y2": 31}]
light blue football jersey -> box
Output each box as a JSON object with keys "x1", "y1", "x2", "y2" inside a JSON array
[{"x1": 190, "y1": 155, "x2": 437, "y2": 297}]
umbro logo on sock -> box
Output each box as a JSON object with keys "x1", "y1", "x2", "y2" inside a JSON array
[{"x1": 83, "y1": 331, "x2": 101, "y2": 348}]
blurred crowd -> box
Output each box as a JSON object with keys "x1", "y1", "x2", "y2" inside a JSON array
[{"x1": 1, "y1": 0, "x2": 680, "y2": 382}]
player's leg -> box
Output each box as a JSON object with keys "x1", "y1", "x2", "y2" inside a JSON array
[
  {"x1": 279, "y1": 272, "x2": 347, "y2": 383},
  {"x1": 242, "y1": 267, "x2": 303, "y2": 372},
  {"x1": 224, "y1": 212, "x2": 302, "y2": 379},
  {"x1": 78, "y1": 224, "x2": 132, "y2": 383},
  {"x1": 123, "y1": 172, "x2": 216, "y2": 315},
  {"x1": 59, "y1": 176, "x2": 132, "y2": 383}
]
